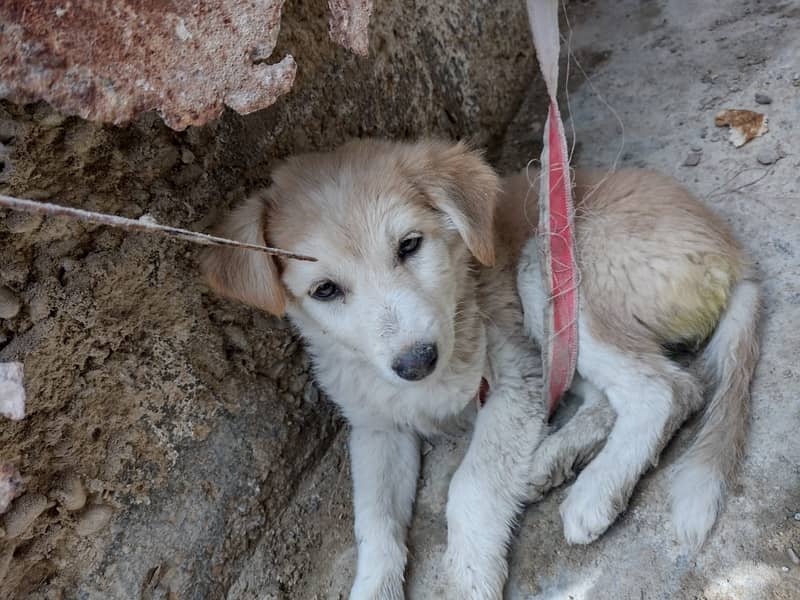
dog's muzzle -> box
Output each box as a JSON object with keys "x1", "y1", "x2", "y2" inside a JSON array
[{"x1": 392, "y1": 342, "x2": 438, "y2": 381}]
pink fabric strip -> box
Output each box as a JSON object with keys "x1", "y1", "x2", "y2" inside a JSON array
[{"x1": 544, "y1": 99, "x2": 579, "y2": 416}]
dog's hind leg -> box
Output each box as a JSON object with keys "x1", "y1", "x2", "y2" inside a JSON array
[
  {"x1": 526, "y1": 377, "x2": 615, "y2": 503},
  {"x1": 558, "y1": 325, "x2": 704, "y2": 544},
  {"x1": 517, "y1": 240, "x2": 615, "y2": 504}
]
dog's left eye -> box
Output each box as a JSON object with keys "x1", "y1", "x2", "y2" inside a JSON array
[{"x1": 397, "y1": 234, "x2": 423, "y2": 261}]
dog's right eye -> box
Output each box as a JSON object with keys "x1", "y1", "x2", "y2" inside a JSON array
[{"x1": 310, "y1": 280, "x2": 342, "y2": 301}]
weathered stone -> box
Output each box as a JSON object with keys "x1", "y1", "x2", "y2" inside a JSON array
[
  {"x1": 0, "y1": 0, "x2": 537, "y2": 597},
  {"x1": 0, "y1": 287, "x2": 21, "y2": 319},
  {"x1": 75, "y1": 505, "x2": 113, "y2": 536},
  {"x1": 329, "y1": 0, "x2": 374, "y2": 56},
  {"x1": 755, "y1": 92, "x2": 773, "y2": 104},
  {"x1": 0, "y1": 1, "x2": 297, "y2": 130}
]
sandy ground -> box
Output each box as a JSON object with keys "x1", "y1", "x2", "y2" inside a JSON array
[{"x1": 286, "y1": 0, "x2": 800, "y2": 598}]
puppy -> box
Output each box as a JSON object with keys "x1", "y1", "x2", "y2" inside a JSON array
[{"x1": 200, "y1": 139, "x2": 759, "y2": 599}]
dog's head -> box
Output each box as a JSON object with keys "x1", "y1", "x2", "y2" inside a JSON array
[{"x1": 201, "y1": 139, "x2": 498, "y2": 385}]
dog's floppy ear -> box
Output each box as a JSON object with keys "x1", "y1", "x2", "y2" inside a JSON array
[
  {"x1": 200, "y1": 193, "x2": 286, "y2": 316},
  {"x1": 411, "y1": 140, "x2": 499, "y2": 266}
]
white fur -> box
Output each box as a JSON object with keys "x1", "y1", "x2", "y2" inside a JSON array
[
  {"x1": 670, "y1": 464, "x2": 724, "y2": 551},
  {"x1": 349, "y1": 428, "x2": 420, "y2": 599},
  {"x1": 443, "y1": 317, "x2": 545, "y2": 598},
  {"x1": 670, "y1": 279, "x2": 761, "y2": 549}
]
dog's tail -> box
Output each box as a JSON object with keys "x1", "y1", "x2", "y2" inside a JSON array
[{"x1": 670, "y1": 276, "x2": 760, "y2": 550}]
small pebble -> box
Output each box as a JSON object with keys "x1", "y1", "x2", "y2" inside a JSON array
[
  {"x1": 788, "y1": 547, "x2": 800, "y2": 565},
  {"x1": 0, "y1": 465, "x2": 24, "y2": 514},
  {"x1": 755, "y1": 93, "x2": 773, "y2": 105},
  {"x1": 757, "y1": 149, "x2": 781, "y2": 166},
  {"x1": 19, "y1": 188, "x2": 51, "y2": 200},
  {"x1": 5, "y1": 211, "x2": 43, "y2": 234},
  {"x1": 75, "y1": 504, "x2": 113, "y2": 536},
  {"x1": 3, "y1": 493, "x2": 50, "y2": 538},
  {"x1": 782, "y1": 566, "x2": 790, "y2": 572},
  {"x1": 49, "y1": 473, "x2": 86, "y2": 512},
  {"x1": 28, "y1": 292, "x2": 50, "y2": 323},
  {"x1": 793, "y1": 512, "x2": 800, "y2": 521},
  {"x1": 38, "y1": 112, "x2": 66, "y2": 129},
  {"x1": 181, "y1": 148, "x2": 195, "y2": 164},
  {"x1": 132, "y1": 189, "x2": 151, "y2": 203},
  {"x1": 0, "y1": 287, "x2": 21, "y2": 319},
  {"x1": 683, "y1": 152, "x2": 702, "y2": 167},
  {"x1": 691, "y1": 144, "x2": 703, "y2": 153},
  {"x1": 0, "y1": 120, "x2": 18, "y2": 144}
]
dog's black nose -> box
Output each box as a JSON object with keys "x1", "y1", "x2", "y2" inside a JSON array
[{"x1": 392, "y1": 342, "x2": 438, "y2": 381}]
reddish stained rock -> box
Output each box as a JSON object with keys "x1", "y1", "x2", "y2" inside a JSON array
[
  {"x1": 328, "y1": 0, "x2": 374, "y2": 56},
  {"x1": 0, "y1": 0, "x2": 298, "y2": 130}
]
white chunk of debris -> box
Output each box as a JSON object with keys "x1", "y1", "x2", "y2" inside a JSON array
[
  {"x1": 137, "y1": 213, "x2": 159, "y2": 226},
  {"x1": 0, "y1": 362, "x2": 25, "y2": 420},
  {"x1": 0, "y1": 464, "x2": 24, "y2": 515}
]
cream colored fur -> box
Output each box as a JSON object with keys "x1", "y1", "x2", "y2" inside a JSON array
[{"x1": 200, "y1": 139, "x2": 759, "y2": 599}]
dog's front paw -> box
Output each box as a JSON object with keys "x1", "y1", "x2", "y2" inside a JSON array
[
  {"x1": 349, "y1": 571, "x2": 404, "y2": 600},
  {"x1": 559, "y1": 475, "x2": 619, "y2": 544},
  {"x1": 442, "y1": 544, "x2": 505, "y2": 600},
  {"x1": 444, "y1": 474, "x2": 508, "y2": 599}
]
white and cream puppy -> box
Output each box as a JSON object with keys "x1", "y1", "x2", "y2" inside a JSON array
[{"x1": 201, "y1": 139, "x2": 759, "y2": 599}]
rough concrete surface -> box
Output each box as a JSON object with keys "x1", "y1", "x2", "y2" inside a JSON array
[
  {"x1": 0, "y1": 0, "x2": 537, "y2": 597},
  {"x1": 273, "y1": 0, "x2": 800, "y2": 598},
  {"x1": 0, "y1": 0, "x2": 297, "y2": 130},
  {"x1": 0, "y1": 0, "x2": 379, "y2": 130}
]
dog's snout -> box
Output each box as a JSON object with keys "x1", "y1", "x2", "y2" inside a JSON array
[{"x1": 392, "y1": 342, "x2": 438, "y2": 381}]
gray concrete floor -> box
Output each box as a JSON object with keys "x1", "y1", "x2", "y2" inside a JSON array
[
  {"x1": 414, "y1": 0, "x2": 800, "y2": 597},
  {"x1": 237, "y1": 1, "x2": 800, "y2": 598}
]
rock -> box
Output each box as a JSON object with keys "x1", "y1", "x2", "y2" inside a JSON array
[
  {"x1": 757, "y1": 148, "x2": 781, "y2": 165},
  {"x1": 683, "y1": 152, "x2": 702, "y2": 167},
  {"x1": 754, "y1": 93, "x2": 773, "y2": 105},
  {"x1": 0, "y1": 120, "x2": 18, "y2": 144},
  {"x1": 181, "y1": 148, "x2": 195, "y2": 164},
  {"x1": 49, "y1": 473, "x2": 87, "y2": 512},
  {"x1": 5, "y1": 211, "x2": 43, "y2": 234},
  {"x1": 0, "y1": 465, "x2": 24, "y2": 514},
  {"x1": 3, "y1": 493, "x2": 51, "y2": 538},
  {"x1": 0, "y1": 362, "x2": 25, "y2": 421},
  {"x1": 28, "y1": 291, "x2": 50, "y2": 323},
  {"x1": 75, "y1": 505, "x2": 113, "y2": 536},
  {"x1": 0, "y1": 287, "x2": 21, "y2": 319}
]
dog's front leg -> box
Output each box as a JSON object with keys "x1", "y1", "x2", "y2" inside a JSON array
[
  {"x1": 349, "y1": 426, "x2": 420, "y2": 600},
  {"x1": 444, "y1": 334, "x2": 546, "y2": 599}
]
